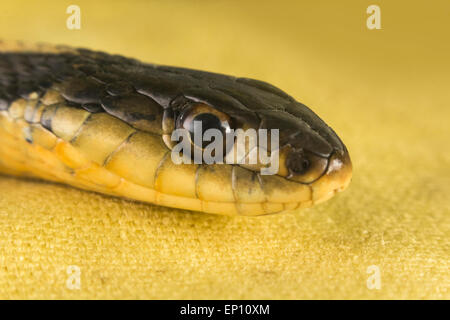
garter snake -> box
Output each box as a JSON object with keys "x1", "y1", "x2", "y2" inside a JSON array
[{"x1": 0, "y1": 41, "x2": 352, "y2": 216}]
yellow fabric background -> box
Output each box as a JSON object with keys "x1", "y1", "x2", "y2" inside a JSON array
[{"x1": 0, "y1": 0, "x2": 449, "y2": 299}]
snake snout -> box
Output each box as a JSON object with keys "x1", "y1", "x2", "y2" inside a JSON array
[
  {"x1": 308, "y1": 147, "x2": 353, "y2": 204},
  {"x1": 326, "y1": 148, "x2": 353, "y2": 191}
]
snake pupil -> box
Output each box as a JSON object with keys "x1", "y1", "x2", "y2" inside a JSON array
[{"x1": 190, "y1": 113, "x2": 222, "y2": 148}]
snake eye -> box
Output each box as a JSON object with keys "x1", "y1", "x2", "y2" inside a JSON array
[{"x1": 177, "y1": 103, "x2": 231, "y2": 149}]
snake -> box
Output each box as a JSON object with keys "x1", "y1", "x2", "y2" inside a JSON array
[{"x1": 0, "y1": 40, "x2": 352, "y2": 216}]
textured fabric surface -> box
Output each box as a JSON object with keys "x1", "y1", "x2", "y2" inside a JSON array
[{"x1": 0, "y1": 0, "x2": 449, "y2": 299}]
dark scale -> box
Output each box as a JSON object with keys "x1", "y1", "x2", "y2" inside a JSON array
[{"x1": 81, "y1": 103, "x2": 103, "y2": 113}]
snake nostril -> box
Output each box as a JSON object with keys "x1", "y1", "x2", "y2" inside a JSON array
[{"x1": 300, "y1": 158, "x2": 310, "y2": 171}]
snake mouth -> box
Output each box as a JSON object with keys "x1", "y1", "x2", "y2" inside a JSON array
[{"x1": 194, "y1": 148, "x2": 352, "y2": 216}]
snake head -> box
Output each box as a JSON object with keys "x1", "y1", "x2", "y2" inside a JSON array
[{"x1": 160, "y1": 75, "x2": 353, "y2": 213}]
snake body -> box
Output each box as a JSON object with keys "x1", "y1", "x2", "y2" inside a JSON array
[{"x1": 0, "y1": 41, "x2": 352, "y2": 216}]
